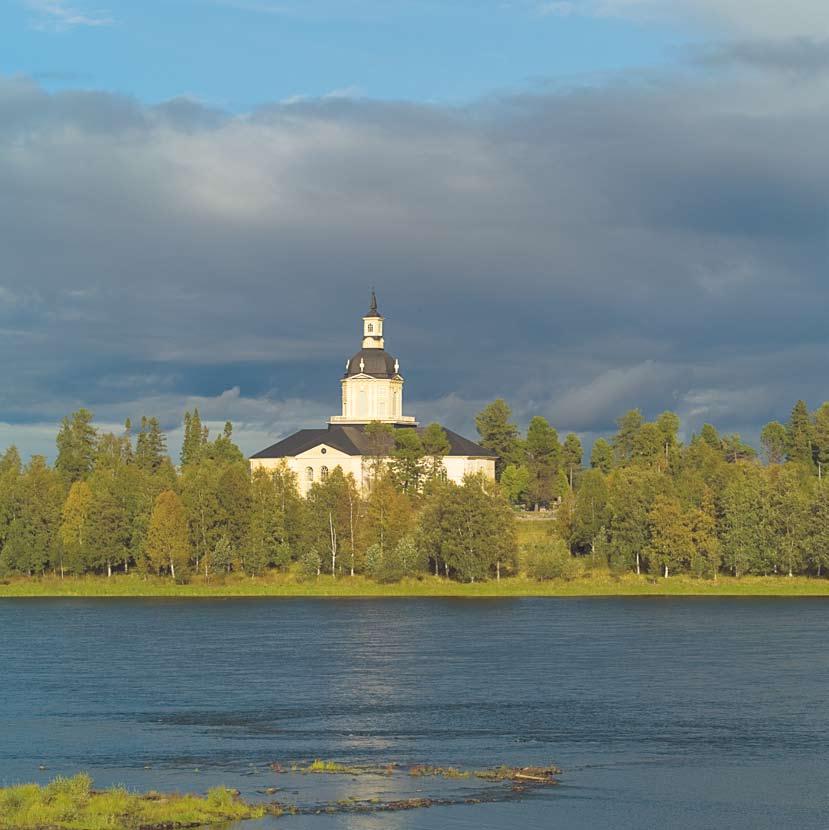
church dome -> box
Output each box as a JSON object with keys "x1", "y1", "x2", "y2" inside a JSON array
[{"x1": 346, "y1": 348, "x2": 399, "y2": 378}]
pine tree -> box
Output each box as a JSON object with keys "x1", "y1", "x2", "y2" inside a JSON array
[
  {"x1": 389, "y1": 428, "x2": 426, "y2": 494},
  {"x1": 55, "y1": 409, "x2": 97, "y2": 482},
  {"x1": 590, "y1": 438, "x2": 613, "y2": 473},
  {"x1": 612, "y1": 409, "x2": 643, "y2": 464},
  {"x1": 475, "y1": 399, "x2": 521, "y2": 478},
  {"x1": 787, "y1": 400, "x2": 814, "y2": 467},
  {"x1": 135, "y1": 417, "x2": 168, "y2": 473},
  {"x1": 760, "y1": 421, "x2": 788, "y2": 465},
  {"x1": 525, "y1": 416, "x2": 560, "y2": 510},
  {"x1": 180, "y1": 409, "x2": 207, "y2": 468},
  {"x1": 562, "y1": 433, "x2": 583, "y2": 488}
]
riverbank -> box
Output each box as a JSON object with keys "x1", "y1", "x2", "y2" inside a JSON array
[{"x1": 2, "y1": 572, "x2": 828, "y2": 597}]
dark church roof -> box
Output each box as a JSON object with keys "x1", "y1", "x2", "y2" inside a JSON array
[
  {"x1": 346, "y1": 348, "x2": 398, "y2": 379},
  {"x1": 250, "y1": 423, "x2": 496, "y2": 460}
]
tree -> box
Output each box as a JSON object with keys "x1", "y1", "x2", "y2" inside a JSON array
[
  {"x1": 420, "y1": 475, "x2": 517, "y2": 582},
  {"x1": 364, "y1": 471, "x2": 414, "y2": 558},
  {"x1": 86, "y1": 473, "x2": 130, "y2": 577},
  {"x1": 812, "y1": 403, "x2": 829, "y2": 477},
  {"x1": 180, "y1": 460, "x2": 223, "y2": 576},
  {"x1": 421, "y1": 423, "x2": 450, "y2": 485},
  {"x1": 720, "y1": 467, "x2": 767, "y2": 578},
  {"x1": 389, "y1": 429, "x2": 426, "y2": 494},
  {"x1": 807, "y1": 482, "x2": 829, "y2": 576},
  {"x1": 363, "y1": 421, "x2": 395, "y2": 486},
  {"x1": 1, "y1": 457, "x2": 64, "y2": 576},
  {"x1": 569, "y1": 469, "x2": 610, "y2": 557},
  {"x1": 766, "y1": 465, "x2": 810, "y2": 577},
  {"x1": 366, "y1": 534, "x2": 425, "y2": 583},
  {"x1": 562, "y1": 433, "x2": 583, "y2": 488},
  {"x1": 216, "y1": 463, "x2": 251, "y2": 560},
  {"x1": 590, "y1": 438, "x2": 613, "y2": 474},
  {"x1": 500, "y1": 464, "x2": 530, "y2": 505},
  {"x1": 146, "y1": 490, "x2": 191, "y2": 580},
  {"x1": 760, "y1": 421, "x2": 788, "y2": 465},
  {"x1": 203, "y1": 421, "x2": 245, "y2": 465},
  {"x1": 721, "y1": 434, "x2": 757, "y2": 464},
  {"x1": 787, "y1": 400, "x2": 814, "y2": 467},
  {"x1": 56, "y1": 409, "x2": 97, "y2": 482},
  {"x1": 632, "y1": 422, "x2": 664, "y2": 467},
  {"x1": 606, "y1": 467, "x2": 667, "y2": 575},
  {"x1": 135, "y1": 417, "x2": 168, "y2": 473},
  {"x1": 524, "y1": 536, "x2": 578, "y2": 580},
  {"x1": 246, "y1": 466, "x2": 300, "y2": 576},
  {"x1": 305, "y1": 467, "x2": 361, "y2": 577},
  {"x1": 646, "y1": 495, "x2": 695, "y2": 577},
  {"x1": 475, "y1": 399, "x2": 521, "y2": 478},
  {"x1": 525, "y1": 416, "x2": 560, "y2": 510},
  {"x1": 612, "y1": 409, "x2": 643, "y2": 465},
  {"x1": 699, "y1": 423, "x2": 722, "y2": 450},
  {"x1": 689, "y1": 500, "x2": 721, "y2": 579},
  {"x1": 59, "y1": 480, "x2": 93, "y2": 576},
  {"x1": 180, "y1": 409, "x2": 208, "y2": 468},
  {"x1": 656, "y1": 411, "x2": 681, "y2": 469}
]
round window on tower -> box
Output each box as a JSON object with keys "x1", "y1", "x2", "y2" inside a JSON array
[{"x1": 321, "y1": 447, "x2": 327, "y2": 455}]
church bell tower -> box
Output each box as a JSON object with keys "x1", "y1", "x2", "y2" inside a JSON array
[{"x1": 329, "y1": 291, "x2": 417, "y2": 426}]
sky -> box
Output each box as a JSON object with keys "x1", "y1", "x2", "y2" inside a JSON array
[{"x1": 1, "y1": 0, "x2": 829, "y2": 460}]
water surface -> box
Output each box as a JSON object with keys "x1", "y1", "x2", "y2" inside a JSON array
[{"x1": 0, "y1": 598, "x2": 827, "y2": 829}]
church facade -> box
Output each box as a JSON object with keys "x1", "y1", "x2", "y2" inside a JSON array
[{"x1": 250, "y1": 293, "x2": 496, "y2": 494}]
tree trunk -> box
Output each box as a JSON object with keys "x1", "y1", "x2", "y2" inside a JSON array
[
  {"x1": 635, "y1": 552, "x2": 640, "y2": 575},
  {"x1": 496, "y1": 560, "x2": 501, "y2": 581},
  {"x1": 329, "y1": 512, "x2": 337, "y2": 578},
  {"x1": 107, "y1": 560, "x2": 112, "y2": 578},
  {"x1": 349, "y1": 497, "x2": 355, "y2": 577}
]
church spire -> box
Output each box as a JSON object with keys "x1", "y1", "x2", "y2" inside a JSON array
[{"x1": 367, "y1": 287, "x2": 379, "y2": 318}]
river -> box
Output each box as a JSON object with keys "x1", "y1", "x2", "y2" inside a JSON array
[{"x1": 0, "y1": 598, "x2": 827, "y2": 829}]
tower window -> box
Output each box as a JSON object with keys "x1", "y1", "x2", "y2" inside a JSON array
[
  {"x1": 320, "y1": 466, "x2": 329, "y2": 482},
  {"x1": 306, "y1": 467, "x2": 314, "y2": 483},
  {"x1": 367, "y1": 323, "x2": 374, "y2": 332}
]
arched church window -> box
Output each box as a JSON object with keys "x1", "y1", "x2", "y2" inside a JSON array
[
  {"x1": 306, "y1": 467, "x2": 314, "y2": 483},
  {"x1": 320, "y1": 466, "x2": 329, "y2": 482},
  {"x1": 367, "y1": 323, "x2": 374, "y2": 332}
]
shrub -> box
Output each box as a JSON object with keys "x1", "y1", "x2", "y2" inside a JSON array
[
  {"x1": 297, "y1": 547, "x2": 321, "y2": 581},
  {"x1": 524, "y1": 538, "x2": 580, "y2": 581}
]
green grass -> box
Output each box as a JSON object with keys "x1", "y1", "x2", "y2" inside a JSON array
[
  {"x1": 2, "y1": 571, "x2": 829, "y2": 597},
  {"x1": 0, "y1": 774, "x2": 268, "y2": 830}
]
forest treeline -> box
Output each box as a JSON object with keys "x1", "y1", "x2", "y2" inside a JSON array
[{"x1": 1, "y1": 399, "x2": 829, "y2": 583}]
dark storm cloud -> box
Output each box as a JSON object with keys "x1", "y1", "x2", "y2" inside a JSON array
[{"x1": 1, "y1": 67, "x2": 828, "y2": 459}]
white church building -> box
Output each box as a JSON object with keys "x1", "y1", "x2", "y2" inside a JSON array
[{"x1": 250, "y1": 292, "x2": 496, "y2": 494}]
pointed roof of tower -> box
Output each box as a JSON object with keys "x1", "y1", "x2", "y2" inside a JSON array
[{"x1": 366, "y1": 288, "x2": 381, "y2": 318}]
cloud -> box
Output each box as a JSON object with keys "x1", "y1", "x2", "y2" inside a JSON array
[
  {"x1": 0, "y1": 68, "x2": 828, "y2": 459},
  {"x1": 25, "y1": 0, "x2": 112, "y2": 30},
  {"x1": 691, "y1": 38, "x2": 829, "y2": 77},
  {"x1": 537, "y1": 0, "x2": 829, "y2": 39}
]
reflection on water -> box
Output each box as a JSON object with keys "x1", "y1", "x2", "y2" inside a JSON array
[{"x1": 1, "y1": 598, "x2": 828, "y2": 829}]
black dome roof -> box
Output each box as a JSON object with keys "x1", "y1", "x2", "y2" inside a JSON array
[{"x1": 346, "y1": 349, "x2": 399, "y2": 378}]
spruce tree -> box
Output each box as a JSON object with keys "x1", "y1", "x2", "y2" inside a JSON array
[
  {"x1": 475, "y1": 399, "x2": 520, "y2": 479},
  {"x1": 787, "y1": 400, "x2": 814, "y2": 467}
]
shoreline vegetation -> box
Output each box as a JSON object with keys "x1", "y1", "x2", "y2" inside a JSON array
[
  {"x1": 2, "y1": 571, "x2": 829, "y2": 597},
  {"x1": 0, "y1": 764, "x2": 561, "y2": 828},
  {"x1": 0, "y1": 775, "x2": 269, "y2": 830},
  {"x1": 5, "y1": 400, "x2": 829, "y2": 591}
]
